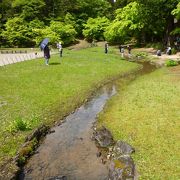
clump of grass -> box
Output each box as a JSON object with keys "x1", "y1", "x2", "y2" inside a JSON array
[
  {"x1": 7, "y1": 117, "x2": 31, "y2": 133},
  {"x1": 165, "y1": 59, "x2": 178, "y2": 67},
  {"x1": 134, "y1": 52, "x2": 148, "y2": 58},
  {"x1": 14, "y1": 117, "x2": 30, "y2": 131}
]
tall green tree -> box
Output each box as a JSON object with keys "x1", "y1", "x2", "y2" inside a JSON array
[
  {"x1": 104, "y1": 2, "x2": 144, "y2": 43},
  {"x1": 136, "y1": 0, "x2": 179, "y2": 45},
  {"x1": 1, "y1": 17, "x2": 30, "y2": 47},
  {"x1": 12, "y1": 0, "x2": 45, "y2": 21},
  {"x1": 171, "y1": 2, "x2": 180, "y2": 35},
  {"x1": 83, "y1": 17, "x2": 110, "y2": 41}
]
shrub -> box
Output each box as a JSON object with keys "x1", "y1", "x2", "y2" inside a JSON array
[
  {"x1": 134, "y1": 52, "x2": 148, "y2": 58},
  {"x1": 165, "y1": 59, "x2": 178, "y2": 67},
  {"x1": 7, "y1": 117, "x2": 31, "y2": 132},
  {"x1": 14, "y1": 117, "x2": 31, "y2": 131},
  {"x1": 83, "y1": 17, "x2": 110, "y2": 41}
]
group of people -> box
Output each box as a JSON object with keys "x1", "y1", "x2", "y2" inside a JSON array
[
  {"x1": 156, "y1": 46, "x2": 172, "y2": 56},
  {"x1": 119, "y1": 45, "x2": 131, "y2": 58},
  {"x1": 43, "y1": 42, "x2": 63, "y2": 65},
  {"x1": 43, "y1": 41, "x2": 175, "y2": 66},
  {"x1": 105, "y1": 43, "x2": 132, "y2": 58},
  {"x1": 43, "y1": 41, "x2": 133, "y2": 65}
]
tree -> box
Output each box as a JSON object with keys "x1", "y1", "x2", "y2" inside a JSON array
[
  {"x1": 104, "y1": 2, "x2": 144, "y2": 43},
  {"x1": 83, "y1": 17, "x2": 110, "y2": 41},
  {"x1": 172, "y1": 2, "x2": 180, "y2": 19},
  {"x1": 12, "y1": 0, "x2": 45, "y2": 21},
  {"x1": 171, "y1": 2, "x2": 180, "y2": 36},
  {"x1": 136, "y1": 0, "x2": 179, "y2": 45},
  {"x1": 49, "y1": 21, "x2": 77, "y2": 45},
  {"x1": 2, "y1": 17, "x2": 31, "y2": 47}
]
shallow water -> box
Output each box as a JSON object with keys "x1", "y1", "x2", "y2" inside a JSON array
[
  {"x1": 19, "y1": 62, "x2": 156, "y2": 180},
  {"x1": 19, "y1": 85, "x2": 116, "y2": 180}
]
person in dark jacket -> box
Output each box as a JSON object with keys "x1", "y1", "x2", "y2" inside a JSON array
[
  {"x1": 44, "y1": 45, "x2": 50, "y2": 65},
  {"x1": 105, "y1": 42, "x2": 108, "y2": 54},
  {"x1": 127, "y1": 45, "x2": 131, "y2": 57}
]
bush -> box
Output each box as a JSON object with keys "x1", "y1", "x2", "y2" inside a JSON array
[
  {"x1": 83, "y1": 17, "x2": 110, "y2": 41},
  {"x1": 134, "y1": 52, "x2": 148, "y2": 58},
  {"x1": 7, "y1": 117, "x2": 31, "y2": 132},
  {"x1": 146, "y1": 42, "x2": 163, "y2": 50},
  {"x1": 14, "y1": 117, "x2": 32, "y2": 131},
  {"x1": 165, "y1": 59, "x2": 178, "y2": 67}
]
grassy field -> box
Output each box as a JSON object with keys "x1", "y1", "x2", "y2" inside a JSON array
[
  {"x1": 98, "y1": 66, "x2": 180, "y2": 179},
  {"x1": 0, "y1": 47, "x2": 139, "y2": 167}
]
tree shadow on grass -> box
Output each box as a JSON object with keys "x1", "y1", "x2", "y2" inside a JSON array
[{"x1": 49, "y1": 62, "x2": 61, "y2": 65}]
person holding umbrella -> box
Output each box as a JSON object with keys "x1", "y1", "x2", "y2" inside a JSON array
[
  {"x1": 40, "y1": 38, "x2": 50, "y2": 65},
  {"x1": 44, "y1": 45, "x2": 50, "y2": 65}
]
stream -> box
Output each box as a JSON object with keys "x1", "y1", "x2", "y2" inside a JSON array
[{"x1": 18, "y1": 61, "x2": 156, "y2": 180}]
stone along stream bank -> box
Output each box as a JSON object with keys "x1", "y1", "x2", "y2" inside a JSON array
[{"x1": 18, "y1": 62, "x2": 156, "y2": 180}]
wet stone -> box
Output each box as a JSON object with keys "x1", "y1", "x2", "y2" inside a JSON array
[
  {"x1": 93, "y1": 126, "x2": 114, "y2": 148},
  {"x1": 109, "y1": 155, "x2": 135, "y2": 180},
  {"x1": 49, "y1": 129, "x2": 55, "y2": 134},
  {"x1": 96, "y1": 151, "x2": 102, "y2": 157},
  {"x1": 25, "y1": 125, "x2": 50, "y2": 142},
  {"x1": 48, "y1": 175, "x2": 67, "y2": 180},
  {"x1": 108, "y1": 141, "x2": 136, "y2": 180},
  {"x1": 113, "y1": 141, "x2": 135, "y2": 156}
]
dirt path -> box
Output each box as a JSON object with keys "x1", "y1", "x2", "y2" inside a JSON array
[{"x1": 133, "y1": 48, "x2": 180, "y2": 66}]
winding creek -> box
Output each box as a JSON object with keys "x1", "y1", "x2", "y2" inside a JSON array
[{"x1": 18, "y1": 61, "x2": 156, "y2": 180}]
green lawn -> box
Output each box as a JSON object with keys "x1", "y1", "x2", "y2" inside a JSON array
[
  {"x1": 98, "y1": 66, "x2": 180, "y2": 179},
  {"x1": 0, "y1": 47, "x2": 139, "y2": 167}
]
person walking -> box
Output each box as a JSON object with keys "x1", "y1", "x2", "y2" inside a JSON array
[
  {"x1": 44, "y1": 45, "x2": 50, "y2": 65},
  {"x1": 105, "y1": 42, "x2": 108, "y2": 54},
  {"x1": 57, "y1": 42, "x2": 63, "y2": 57},
  {"x1": 127, "y1": 45, "x2": 131, "y2": 58},
  {"x1": 119, "y1": 45, "x2": 124, "y2": 58}
]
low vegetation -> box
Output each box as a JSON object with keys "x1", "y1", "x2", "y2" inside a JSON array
[
  {"x1": 98, "y1": 66, "x2": 180, "y2": 179},
  {"x1": 0, "y1": 47, "x2": 139, "y2": 167},
  {"x1": 165, "y1": 59, "x2": 178, "y2": 66}
]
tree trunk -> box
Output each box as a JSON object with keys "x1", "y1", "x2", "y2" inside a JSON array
[{"x1": 164, "y1": 15, "x2": 175, "y2": 46}]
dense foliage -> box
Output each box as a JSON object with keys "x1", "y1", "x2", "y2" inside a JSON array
[
  {"x1": 83, "y1": 17, "x2": 110, "y2": 41},
  {"x1": 0, "y1": 0, "x2": 179, "y2": 47}
]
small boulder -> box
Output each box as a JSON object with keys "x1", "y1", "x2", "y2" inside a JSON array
[
  {"x1": 109, "y1": 155, "x2": 135, "y2": 180},
  {"x1": 93, "y1": 126, "x2": 114, "y2": 148},
  {"x1": 113, "y1": 141, "x2": 135, "y2": 156}
]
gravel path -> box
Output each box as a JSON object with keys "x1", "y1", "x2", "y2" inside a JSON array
[{"x1": 0, "y1": 51, "x2": 57, "y2": 66}]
